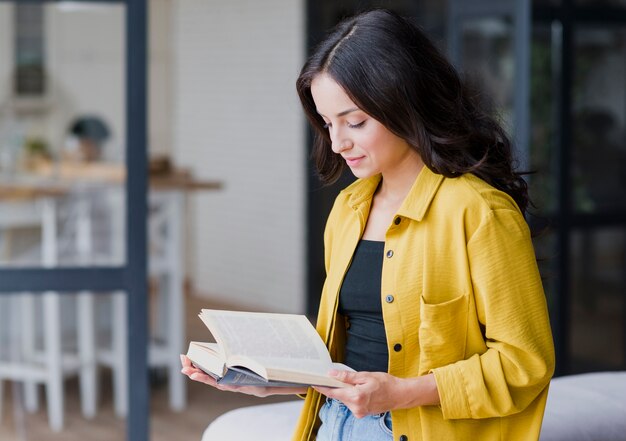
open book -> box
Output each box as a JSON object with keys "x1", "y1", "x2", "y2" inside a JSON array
[{"x1": 186, "y1": 309, "x2": 353, "y2": 388}]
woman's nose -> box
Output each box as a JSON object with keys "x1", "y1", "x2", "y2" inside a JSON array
[
  {"x1": 330, "y1": 131, "x2": 352, "y2": 154},
  {"x1": 331, "y1": 141, "x2": 352, "y2": 154}
]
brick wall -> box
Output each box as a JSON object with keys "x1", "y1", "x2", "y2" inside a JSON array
[{"x1": 172, "y1": 0, "x2": 306, "y2": 313}]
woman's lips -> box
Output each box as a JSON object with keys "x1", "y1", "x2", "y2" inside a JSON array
[{"x1": 344, "y1": 156, "x2": 364, "y2": 167}]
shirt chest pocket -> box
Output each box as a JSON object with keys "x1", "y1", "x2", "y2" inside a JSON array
[{"x1": 418, "y1": 293, "x2": 469, "y2": 375}]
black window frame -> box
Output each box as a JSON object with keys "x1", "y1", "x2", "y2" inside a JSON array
[
  {"x1": 0, "y1": 0, "x2": 149, "y2": 439},
  {"x1": 534, "y1": 0, "x2": 626, "y2": 376}
]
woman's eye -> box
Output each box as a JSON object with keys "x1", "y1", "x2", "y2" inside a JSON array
[{"x1": 347, "y1": 121, "x2": 365, "y2": 129}]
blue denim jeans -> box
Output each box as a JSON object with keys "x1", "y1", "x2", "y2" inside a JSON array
[{"x1": 316, "y1": 398, "x2": 393, "y2": 441}]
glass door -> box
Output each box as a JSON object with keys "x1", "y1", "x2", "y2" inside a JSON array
[
  {"x1": 0, "y1": 0, "x2": 149, "y2": 439},
  {"x1": 568, "y1": 24, "x2": 626, "y2": 372},
  {"x1": 532, "y1": 0, "x2": 626, "y2": 375}
]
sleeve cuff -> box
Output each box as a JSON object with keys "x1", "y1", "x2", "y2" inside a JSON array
[{"x1": 431, "y1": 364, "x2": 472, "y2": 419}]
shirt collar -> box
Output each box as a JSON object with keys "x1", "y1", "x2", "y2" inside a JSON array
[
  {"x1": 397, "y1": 166, "x2": 445, "y2": 221},
  {"x1": 345, "y1": 166, "x2": 444, "y2": 221},
  {"x1": 346, "y1": 174, "x2": 381, "y2": 210}
]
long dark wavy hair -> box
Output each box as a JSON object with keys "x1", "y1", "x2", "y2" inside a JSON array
[{"x1": 296, "y1": 9, "x2": 530, "y2": 214}]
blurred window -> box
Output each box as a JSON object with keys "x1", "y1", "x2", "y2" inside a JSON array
[
  {"x1": 572, "y1": 27, "x2": 626, "y2": 213},
  {"x1": 14, "y1": 3, "x2": 45, "y2": 97}
]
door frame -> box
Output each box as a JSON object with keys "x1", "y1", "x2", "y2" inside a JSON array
[{"x1": 0, "y1": 0, "x2": 149, "y2": 439}]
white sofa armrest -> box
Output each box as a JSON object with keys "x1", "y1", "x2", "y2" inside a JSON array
[
  {"x1": 540, "y1": 371, "x2": 626, "y2": 441},
  {"x1": 202, "y1": 400, "x2": 303, "y2": 441}
]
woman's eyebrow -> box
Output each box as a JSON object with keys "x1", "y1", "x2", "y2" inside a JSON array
[
  {"x1": 317, "y1": 107, "x2": 360, "y2": 118},
  {"x1": 336, "y1": 107, "x2": 359, "y2": 117}
]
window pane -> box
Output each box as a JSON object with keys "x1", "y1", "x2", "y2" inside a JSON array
[
  {"x1": 460, "y1": 17, "x2": 515, "y2": 136},
  {"x1": 529, "y1": 25, "x2": 557, "y2": 213},
  {"x1": 576, "y1": 0, "x2": 626, "y2": 7},
  {"x1": 533, "y1": 0, "x2": 561, "y2": 6},
  {"x1": 14, "y1": 3, "x2": 45, "y2": 96},
  {"x1": 572, "y1": 27, "x2": 626, "y2": 213},
  {"x1": 532, "y1": 228, "x2": 559, "y2": 320},
  {"x1": 0, "y1": 2, "x2": 127, "y2": 268},
  {"x1": 570, "y1": 227, "x2": 626, "y2": 371}
]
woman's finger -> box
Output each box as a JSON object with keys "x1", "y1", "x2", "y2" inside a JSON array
[{"x1": 189, "y1": 372, "x2": 219, "y2": 386}]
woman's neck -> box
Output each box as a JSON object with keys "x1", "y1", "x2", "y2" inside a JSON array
[
  {"x1": 361, "y1": 153, "x2": 424, "y2": 241},
  {"x1": 377, "y1": 153, "x2": 424, "y2": 205}
]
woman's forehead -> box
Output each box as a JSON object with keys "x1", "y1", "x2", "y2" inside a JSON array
[{"x1": 310, "y1": 74, "x2": 359, "y2": 116}]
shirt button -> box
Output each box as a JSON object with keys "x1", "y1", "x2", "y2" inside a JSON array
[
  {"x1": 394, "y1": 216, "x2": 401, "y2": 225},
  {"x1": 399, "y1": 436, "x2": 408, "y2": 441},
  {"x1": 385, "y1": 295, "x2": 394, "y2": 303},
  {"x1": 394, "y1": 343, "x2": 402, "y2": 352},
  {"x1": 386, "y1": 250, "x2": 394, "y2": 258}
]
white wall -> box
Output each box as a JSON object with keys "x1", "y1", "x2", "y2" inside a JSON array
[
  {"x1": 1, "y1": 0, "x2": 307, "y2": 313},
  {"x1": 0, "y1": 1, "x2": 173, "y2": 161},
  {"x1": 0, "y1": 4, "x2": 13, "y2": 109},
  {"x1": 172, "y1": 0, "x2": 306, "y2": 313},
  {"x1": 0, "y1": 3, "x2": 126, "y2": 160},
  {"x1": 149, "y1": 0, "x2": 174, "y2": 156},
  {"x1": 46, "y1": 3, "x2": 125, "y2": 160},
  {"x1": 46, "y1": 1, "x2": 175, "y2": 160}
]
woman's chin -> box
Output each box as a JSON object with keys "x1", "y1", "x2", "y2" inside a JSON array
[{"x1": 348, "y1": 167, "x2": 376, "y2": 180}]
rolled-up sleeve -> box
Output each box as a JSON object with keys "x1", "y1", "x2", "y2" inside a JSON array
[{"x1": 432, "y1": 209, "x2": 555, "y2": 420}]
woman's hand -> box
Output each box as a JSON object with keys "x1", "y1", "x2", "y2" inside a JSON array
[
  {"x1": 180, "y1": 355, "x2": 307, "y2": 397},
  {"x1": 313, "y1": 370, "x2": 440, "y2": 418}
]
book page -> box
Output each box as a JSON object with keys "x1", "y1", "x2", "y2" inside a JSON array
[
  {"x1": 258, "y1": 359, "x2": 352, "y2": 377},
  {"x1": 186, "y1": 341, "x2": 226, "y2": 378},
  {"x1": 200, "y1": 310, "x2": 331, "y2": 363}
]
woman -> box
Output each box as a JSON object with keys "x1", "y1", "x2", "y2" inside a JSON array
[{"x1": 182, "y1": 8, "x2": 554, "y2": 441}]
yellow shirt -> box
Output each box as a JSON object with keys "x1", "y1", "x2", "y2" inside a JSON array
[{"x1": 292, "y1": 167, "x2": 555, "y2": 441}]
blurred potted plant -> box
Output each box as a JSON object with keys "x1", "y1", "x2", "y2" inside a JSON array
[{"x1": 22, "y1": 136, "x2": 52, "y2": 170}]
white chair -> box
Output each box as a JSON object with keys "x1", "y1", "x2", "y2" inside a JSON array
[
  {"x1": 1, "y1": 185, "x2": 189, "y2": 429},
  {"x1": 80, "y1": 187, "x2": 129, "y2": 418},
  {"x1": 146, "y1": 190, "x2": 186, "y2": 411},
  {"x1": 95, "y1": 188, "x2": 187, "y2": 416},
  {"x1": 0, "y1": 196, "x2": 97, "y2": 431}
]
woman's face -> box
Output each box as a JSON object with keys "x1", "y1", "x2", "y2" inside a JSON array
[{"x1": 310, "y1": 73, "x2": 415, "y2": 179}]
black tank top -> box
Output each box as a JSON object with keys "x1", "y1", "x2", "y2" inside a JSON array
[{"x1": 338, "y1": 239, "x2": 389, "y2": 372}]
